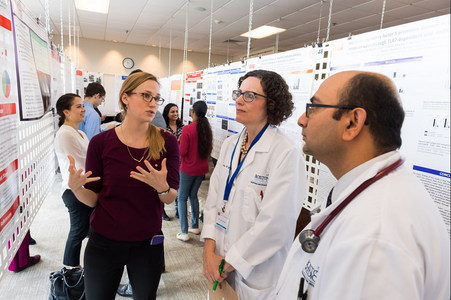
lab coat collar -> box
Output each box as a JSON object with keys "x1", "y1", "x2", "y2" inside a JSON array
[
  {"x1": 309, "y1": 151, "x2": 402, "y2": 231},
  {"x1": 236, "y1": 126, "x2": 277, "y2": 175}
]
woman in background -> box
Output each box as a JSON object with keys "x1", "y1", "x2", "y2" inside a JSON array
[
  {"x1": 68, "y1": 72, "x2": 179, "y2": 300},
  {"x1": 162, "y1": 103, "x2": 184, "y2": 220},
  {"x1": 177, "y1": 101, "x2": 212, "y2": 241},
  {"x1": 54, "y1": 93, "x2": 92, "y2": 268}
]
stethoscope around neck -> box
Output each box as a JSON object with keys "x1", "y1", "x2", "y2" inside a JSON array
[{"x1": 299, "y1": 158, "x2": 405, "y2": 253}]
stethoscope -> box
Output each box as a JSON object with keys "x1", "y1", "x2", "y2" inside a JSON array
[{"x1": 299, "y1": 158, "x2": 405, "y2": 253}]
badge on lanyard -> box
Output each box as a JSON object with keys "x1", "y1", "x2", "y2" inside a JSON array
[{"x1": 215, "y1": 210, "x2": 229, "y2": 232}]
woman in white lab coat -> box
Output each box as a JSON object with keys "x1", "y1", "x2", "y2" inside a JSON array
[{"x1": 201, "y1": 70, "x2": 307, "y2": 299}]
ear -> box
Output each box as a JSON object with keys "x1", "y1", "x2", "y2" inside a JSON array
[
  {"x1": 341, "y1": 108, "x2": 367, "y2": 142},
  {"x1": 121, "y1": 93, "x2": 129, "y2": 106},
  {"x1": 63, "y1": 109, "x2": 70, "y2": 117}
]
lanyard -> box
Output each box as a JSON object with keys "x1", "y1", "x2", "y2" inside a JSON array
[{"x1": 223, "y1": 123, "x2": 269, "y2": 207}]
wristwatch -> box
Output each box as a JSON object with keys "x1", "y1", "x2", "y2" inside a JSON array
[{"x1": 157, "y1": 186, "x2": 171, "y2": 196}]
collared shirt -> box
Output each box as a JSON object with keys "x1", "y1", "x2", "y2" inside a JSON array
[{"x1": 78, "y1": 101, "x2": 101, "y2": 140}]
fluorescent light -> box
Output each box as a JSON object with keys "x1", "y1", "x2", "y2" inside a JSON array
[
  {"x1": 75, "y1": 0, "x2": 110, "y2": 14},
  {"x1": 240, "y1": 25, "x2": 286, "y2": 39}
]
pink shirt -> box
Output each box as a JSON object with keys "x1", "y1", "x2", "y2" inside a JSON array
[{"x1": 179, "y1": 122, "x2": 209, "y2": 176}]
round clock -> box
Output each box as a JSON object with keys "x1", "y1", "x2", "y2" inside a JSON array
[{"x1": 122, "y1": 57, "x2": 134, "y2": 69}]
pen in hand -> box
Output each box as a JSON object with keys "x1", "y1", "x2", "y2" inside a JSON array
[{"x1": 212, "y1": 259, "x2": 225, "y2": 293}]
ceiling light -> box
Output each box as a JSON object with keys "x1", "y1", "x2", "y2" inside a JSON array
[
  {"x1": 112, "y1": 39, "x2": 118, "y2": 42},
  {"x1": 187, "y1": 49, "x2": 193, "y2": 52},
  {"x1": 193, "y1": 7, "x2": 206, "y2": 11},
  {"x1": 151, "y1": 44, "x2": 157, "y2": 47},
  {"x1": 240, "y1": 25, "x2": 286, "y2": 39},
  {"x1": 75, "y1": 0, "x2": 110, "y2": 14}
]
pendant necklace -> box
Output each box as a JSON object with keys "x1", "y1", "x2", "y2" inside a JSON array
[
  {"x1": 240, "y1": 130, "x2": 249, "y2": 155},
  {"x1": 121, "y1": 125, "x2": 148, "y2": 163}
]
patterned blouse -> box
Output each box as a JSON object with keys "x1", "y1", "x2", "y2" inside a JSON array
[{"x1": 166, "y1": 124, "x2": 184, "y2": 141}]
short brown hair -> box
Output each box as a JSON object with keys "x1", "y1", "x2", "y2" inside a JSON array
[{"x1": 238, "y1": 70, "x2": 294, "y2": 126}]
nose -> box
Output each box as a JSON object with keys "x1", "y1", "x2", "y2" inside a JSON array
[
  {"x1": 298, "y1": 112, "x2": 308, "y2": 128},
  {"x1": 235, "y1": 94, "x2": 245, "y2": 105}
]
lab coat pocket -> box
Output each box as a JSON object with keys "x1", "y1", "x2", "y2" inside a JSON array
[
  {"x1": 235, "y1": 278, "x2": 276, "y2": 300},
  {"x1": 242, "y1": 186, "x2": 266, "y2": 223}
]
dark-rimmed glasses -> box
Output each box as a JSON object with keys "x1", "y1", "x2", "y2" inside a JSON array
[
  {"x1": 232, "y1": 90, "x2": 267, "y2": 103},
  {"x1": 306, "y1": 103, "x2": 357, "y2": 118},
  {"x1": 128, "y1": 92, "x2": 165, "y2": 105}
]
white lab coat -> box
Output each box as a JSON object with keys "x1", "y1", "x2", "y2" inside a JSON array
[
  {"x1": 276, "y1": 151, "x2": 450, "y2": 300},
  {"x1": 201, "y1": 126, "x2": 307, "y2": 300}
]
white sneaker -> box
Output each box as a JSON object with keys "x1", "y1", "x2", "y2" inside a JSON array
[
  {"x1": 177, "y1": 233, "x2": 190, "y2": 241},
  {"x1": 188, "y1": 227, "x2": 200, "y2": 235}
]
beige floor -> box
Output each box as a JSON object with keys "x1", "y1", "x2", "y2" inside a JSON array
[{"x1": 0, "y1": 168, "x2": 212, "y2": 300}]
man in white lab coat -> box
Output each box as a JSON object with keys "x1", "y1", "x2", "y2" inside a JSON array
[{"x1": 276, "y1": 71, "x2": 450, "y2": 300}]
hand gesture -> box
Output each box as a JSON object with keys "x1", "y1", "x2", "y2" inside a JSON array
[
  {"x1": 130, "y1": 158, "x2": 169, "y2": 192},
  {"x1": 67, "y1": 155, "x2": 100, "y2": 192}
]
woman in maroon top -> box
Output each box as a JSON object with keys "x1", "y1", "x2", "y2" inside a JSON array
[
  {"x1": 176, "y1": 101, "x2": 212, "y2": 241},
  {"x1": 67, "y1": 72, "x2": 179, "y2": 300}
]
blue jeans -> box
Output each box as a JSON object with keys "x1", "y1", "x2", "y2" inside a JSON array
[{"x1": 178, "y1": 170, "x2": 204, "y2": 233}]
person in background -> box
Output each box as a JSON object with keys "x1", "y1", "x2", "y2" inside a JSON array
[
  {"x1": 68, "y1": 71, "x2": 179, "y2": 300},
  {"x1": 275, "y1": 71, "x2": 450, "y2": 300},
  {"x1": 54, "y1": 93, "x2": 92, "y2": 269},
  {"x1": 162, "y1": 103, "x2": 184, "y2": 220},
  {"x1": 201, "y1": 70, "x2": 307, "y2": 299},
  {"x1": 176, "y1": 101, "x2": 212, "y2": 242},
  {"x1": 78, "y1": 82, "x2": 114, "y2": 140},
  {"x1": 8, "y1": 230, "x2": 40, "y2": 273}
]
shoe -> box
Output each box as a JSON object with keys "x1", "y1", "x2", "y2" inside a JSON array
[
  {"x1": 117, "y1": 283, "x2": 133, "y2": 298},
  {"x1": 13, "y1": 255, "x2": 41, "y2": 273},
  {"x1": 188, "y1": 227, "x2": 200, "y2": 235},
  {"x1": 162, "y1": 210, "x2": 170, "y2": 221},
  {"x1": 176, "y1": 233, "x2": 190, "y2": 241},
  {"x1": 29, "y1": 236, "x2": 36, "y2": 245}
]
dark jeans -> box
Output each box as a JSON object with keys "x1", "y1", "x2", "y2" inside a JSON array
[
  {"x1": 84, "y1": 229, "x2": 164, "y2": 300},
  {"x1": 62, "y1": 189, "x2": 93, "y2": 266}
]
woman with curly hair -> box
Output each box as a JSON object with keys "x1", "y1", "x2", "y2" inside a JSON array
[{"x1": 201, "y1": 70, "x2": 307, "y2": 299}]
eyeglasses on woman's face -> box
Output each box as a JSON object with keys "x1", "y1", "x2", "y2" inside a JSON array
[
  {"x1": 232, "y1": 90, "x2": 267, "y2": 103},
  {"x1": 129, "y1": 92, "x2": 164, "y2": 105}
]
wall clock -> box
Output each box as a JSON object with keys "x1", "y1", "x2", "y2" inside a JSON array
[{"x1": 122, "y1": 57, "x2": 134, "y2": 69}]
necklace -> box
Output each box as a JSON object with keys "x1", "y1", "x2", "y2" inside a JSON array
[
  {"x1": 121, "y1": 125, "x2": 149, "y2": 163},
  {"x1": 240, "y1": 130, "x2": 249, "y2": 155}
]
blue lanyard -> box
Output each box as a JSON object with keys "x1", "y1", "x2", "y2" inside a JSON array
[{"x1": 223, "y1": 123, "x2": 269, "y2": 201}]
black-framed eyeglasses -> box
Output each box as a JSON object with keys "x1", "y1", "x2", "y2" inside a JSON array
[
  {"x1": 128, "y1": 92, "x2": 165, "y2": 105},
  {"x1": 232, "y1": 90, "x2": 267, "y2": 103},
  {"x1": 306, "y1": 103, "x2": 357, "y2": 118}
]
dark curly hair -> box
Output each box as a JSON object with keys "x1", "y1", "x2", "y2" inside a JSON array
[{"x1": 237, "y1": 70, "x2": 294, "y2": 126}]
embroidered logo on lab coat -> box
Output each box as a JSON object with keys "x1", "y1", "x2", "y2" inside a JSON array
[
  {"x1": 302, "y1": 260, "x2": 319, "y2": 287},
  {"x1": 250, "y1": 173, "x2": 269, "y2": 186}
]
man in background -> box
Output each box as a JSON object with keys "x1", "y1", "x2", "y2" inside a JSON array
[
  {"x1": 78, "y1": 82, "x2": 107, "y2": 140},
  {"x1": 276, "y1": 71, "x2": 450, "y2": 300}
]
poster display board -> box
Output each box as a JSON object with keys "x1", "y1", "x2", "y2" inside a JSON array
[
  {"x1": 323, "y1": 15, "x2": 450, "y2": 234},
  {"x1": 0, "y1": 0, "x2": 19, "y2": 244},
  {"x1": 12, "y1": 0, "x2": 51, "y2": 120},
  {"x1": 183, "y1": 70, "x2": 203, "y2": 124},
  {"x1": 114, "y1": 74, "x2": 127, "y2": 113},
  {"x1": 247, "y1": 48, "x2": 316, "y2": 147},
  {"x1": 169, "y1": 74, "x2": 182, "y2": 108}
]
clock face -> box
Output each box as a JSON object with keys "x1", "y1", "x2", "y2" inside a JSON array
[{"x1": 123, "y1": 57, "x2": 134, "y2": 69}]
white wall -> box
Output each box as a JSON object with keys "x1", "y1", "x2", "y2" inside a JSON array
[{"x1": 55, "y1": 35, "x2": 227, "y2": 115}]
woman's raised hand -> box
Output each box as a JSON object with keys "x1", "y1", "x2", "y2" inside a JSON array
[
  {"x1": 130, "y1": 158, "x2": 169, "y2": 192},
  {"x1": 67, "y1": 155, "x2": 100, "y2": 192}
]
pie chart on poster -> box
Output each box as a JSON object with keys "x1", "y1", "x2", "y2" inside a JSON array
[{"x1": 3, "y1": 70, "x2": 11, "y2": 98}]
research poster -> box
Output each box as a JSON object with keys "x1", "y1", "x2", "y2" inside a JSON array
[
  {"x1": 158, "y1": 76, "x2": 170, "y2": 115},
  {"x1": 0, "y1": 0, "x2": 19, "y2": 243},
  {"x1": 247, "y1": 48, "x2": 316, "y2": 147},
  {"x1": 183, "y1": 70, "x2": 203, "y2": 124},
  {"x1": 12, "y1": 0, "x2": 51, "y2": 120},
  {"x1": 326, "y1": 15, "x2": 450, "y2": 233},
  {"x1": 50, "y1": 42, "x2": 62, "y2": 112},
  {"x1": 169, "y1": 74, "x2": 182, "y2": 108},
  {"x1": 75, "y1": 69, "x2": 83, "y2": 97}
]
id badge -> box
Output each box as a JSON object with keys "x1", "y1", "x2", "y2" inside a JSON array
[{"x1": 215, "y1": 210, "x2": 229, "y2": 233}]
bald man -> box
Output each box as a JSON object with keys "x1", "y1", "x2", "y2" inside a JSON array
[{"x1": 275, "y1": 71, "x2": 450, "y2": 300}]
